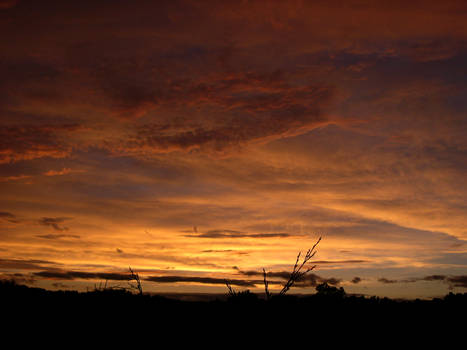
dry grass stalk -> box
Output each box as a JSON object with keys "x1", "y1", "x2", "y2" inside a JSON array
[{"x1": 128, "y1": 266, "x2": 143, "y2": 295}]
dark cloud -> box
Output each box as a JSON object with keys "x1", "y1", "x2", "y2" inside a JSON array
[
  {"x1": 446, "y1": 275, "x2": 467, "y2": 289},
  {"x1": 202, "y1": 249, "x2": 234, "y2": 253},
  {"x1": 0, "y1": 211, "x2": 19, "y2": 223},
  {"x1": 145, "y1": 275, "x2": 258, "y2": 287},
  {"x1": 377, "y1": 275, "x2": 467, "y2": 289},
  {"x1": 120, "y1": 82, "x2": 333, "y2": 155},
  {"x1": 351, "y1": 277, "x2": 362, "y2": 284},
  {"x1": 0, "y1": 125, "x2": 79, "y2": 164},
  {"x1": 33, "y1": 270, "x2": 133, "y2": 281},
  {"x1": 310, "y1": 260, "x2": 368, "y2": 265},
  {"x1": 202, "y1": 249, "x2": 249, "y2": 256},
  {"x1": 378, "y1": 278, "x2": 398, "y2": 284},
  {"x1": 420, "y1": 275, "x2": 467, "y2": 289},
  {"x1": 237, "y1": 269, "x2": 341, "y2": 287},
  {"x1": 185, "y1": 229, "x2": 296, "y2": 239},
  {"x1": 38, "y1": 217, "x2": 71, "y2": 231},
  {"x1": 422, "y1": 275, "x2": 447, "y2": 282},
  {"x1": 36, "y1": 234, "x2": 80, "y2": 240},
  {"x1": 0, "y1": 258, "x2": 60, "y2": 270}
]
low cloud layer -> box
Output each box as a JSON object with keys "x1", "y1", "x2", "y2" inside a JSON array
[
  {"x1": 378, "y1": 275, "x2": 467, "y2": 289},
  {"x1": 236, "y1": 268, "x2": 342, "y2": 287}
]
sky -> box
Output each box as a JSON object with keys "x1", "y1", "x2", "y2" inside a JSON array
[{"x1": 0, "y1": 0, "x2": 466, "y2": 299}]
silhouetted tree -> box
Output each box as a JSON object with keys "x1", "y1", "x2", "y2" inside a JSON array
[{"x1": 315, "y1": 282, "x2": 346, "y2": 298}]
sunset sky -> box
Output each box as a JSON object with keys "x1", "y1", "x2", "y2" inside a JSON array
[{"x1": 1, "y1": 0, "x2": 466, "y2": 299}]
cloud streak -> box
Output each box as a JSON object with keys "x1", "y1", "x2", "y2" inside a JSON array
[
  {"x1": 38, "y1": 217, "x2": 71, "y2": 232},
  {"x1": 0, "y1": 125, "x2": 80, "y2": 164},
  {"x1": 236, "y1": 269, "x2": 342, "y2": 287},
  {"x1": 185, "y1": 229, "x2": 297, "y2": 239},
  {"x1": 378, "y1": 275, "x2": 467, "y2": 289}
]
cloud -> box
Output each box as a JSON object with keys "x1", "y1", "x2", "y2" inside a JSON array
[
  {"x1": 0, "y1": 211, "x2": 16, "y2": 219},
  {"x1": 43, "y1": 168, "x2": 85, "y2": 176},
  {"x1": 33, "y1": 270, "x2": 134, "y2": 281},
  {"x1": 36, "y1": 234, "x2": 80, "y2": 240},
  {"x1": 0, "y1": 258, "x2": 60, "y2": 270},
  {"x1": 0, "y1": 125, "x2": 79, "y2": 164},
  {"x1": 310, "y1": 260, "x2": 369, "y2": 265},
  {"x1": 418, "y1": 275, "x2": 467, "y2": 289},
  {"x1": 0, "y1": 175, "x2": 32, "y2": 182},
  {"x1": 377, "y1": 275, "x2": 467, "y2": 289},
  {"x1": 38, "y1": 217, "x2": 71, "y2": 231},
  {"x1": 145, "y1": 275, "x2": 258, "y2": 287},
  {"x1": 32, "y1": 269, "x2": 264, "y2": 288},
  {"x1": 116, "y1": 82, "x2": 333, "y2": 156},
  {"x1": 185, "y1": 229, "x2": 297, "y2": 239},
  {"x1": 378, "y1": 278, "x2": 398, "y2": 284},
  {"x1": 351, "y1": 277, "x2": 362, "y2": 284},
  {"x1": 237, "y1": 269, "x2": 341, "y2": 287},
  {"x1": 201, "y1": 249, "x2": 249, "y2": 256},
  {"x1": 422, "y1": 275, "x2": 448, "y2": 282},
  {"x1": 446, "y1": 275, "x2": 467, "y2": 289},
  {"x1": 202, "y1": 249, "x2": 234, "y2": 253}
]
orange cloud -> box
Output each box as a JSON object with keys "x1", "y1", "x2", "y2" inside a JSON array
[
  {"x1": 43, "y1": 168, "x2": 85, "y2": 176},
  {"x1": 0, "y1": 125, "x2": 80, "y2": 163}
]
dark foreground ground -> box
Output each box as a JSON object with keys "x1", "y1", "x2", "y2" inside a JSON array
[{"x1": 2, "y1": 279, "x2": 465, "y2": 337}]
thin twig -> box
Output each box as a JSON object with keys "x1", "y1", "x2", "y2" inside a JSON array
[{"x1": 278, "y1": 236, "x2": 322, "y2": 296}]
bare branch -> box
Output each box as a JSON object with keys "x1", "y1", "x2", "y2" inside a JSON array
[{"x1": 278, "y1": 236, "x2": 322, "y2": 296}]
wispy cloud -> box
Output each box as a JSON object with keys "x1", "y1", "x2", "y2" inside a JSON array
[
  {"x1": 36, "y1": 234, "x2": 80, "y2": 240},
  {"x1": 378, "y1": 275, "x2": 467, "y2": 289},
  {"x1": 185, "y1": 229, "x2": 297, "y2": 239},
  {"x1": 33, "y1": 270, "x2": 133, "y2": 281},
  {"x1": 236, "y1": 268, "x2": 342, "y2": 287},
  {"x1": 38, "y1": 217, "x2": 71, "y2": 232},
  {"x1": 43, "y1": 168, "x2": 85, "y2": 176},
  {"x1": 145, "y1": 275, "x2": 259, "y2": 287},
  {"x1": 0, "y1": 258, "x2": 60, "y2": 270}
]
